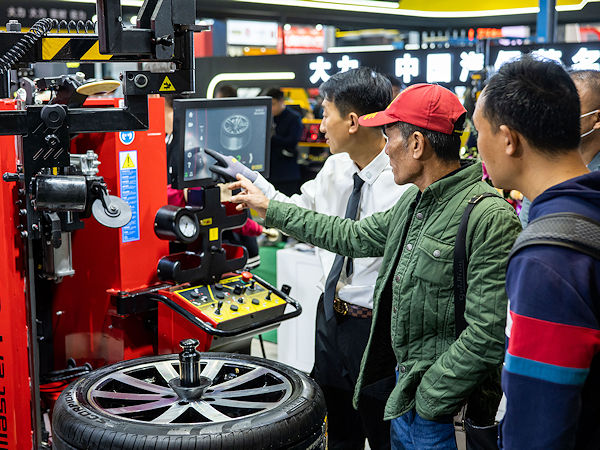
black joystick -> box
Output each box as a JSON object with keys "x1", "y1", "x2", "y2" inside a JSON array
[
  {"x1": 266, "y1": 291, "x2": 272, "y2": 301},
  {"x1": 215, "y1": 300, "x2": 224, "y2": 315}
]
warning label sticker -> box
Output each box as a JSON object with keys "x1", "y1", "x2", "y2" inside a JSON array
[
  {"x1": 119, "y1": 151, "x2": 140, "y2": 243},
  {"x1": 159, "y1": 75, "x2": 176, "y2": 92}
]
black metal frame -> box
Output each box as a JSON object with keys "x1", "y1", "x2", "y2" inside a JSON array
[{"x1": 0, "y1": 3, "x2": 205, "y2": 447}]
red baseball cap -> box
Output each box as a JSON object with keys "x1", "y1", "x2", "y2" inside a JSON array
[{"x1": 358, "y1": 83, "x2": 466, "y2": 135}]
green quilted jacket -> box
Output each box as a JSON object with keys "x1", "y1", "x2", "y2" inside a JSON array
[{"x1": 265, "y1": 162, "x2": 522, "y2": 421}]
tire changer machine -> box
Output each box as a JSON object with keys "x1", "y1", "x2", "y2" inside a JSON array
[{"x1": 0, "y1": 2, "x2": 309, "y2": 448}]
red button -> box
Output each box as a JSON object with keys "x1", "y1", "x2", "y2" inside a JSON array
[{"x1": 241, "y1": 271, "x2": 253, "y2": 282}]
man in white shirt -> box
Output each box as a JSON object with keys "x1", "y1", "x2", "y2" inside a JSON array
[{"x1": 208, "y1": 67, "x2": 410, "y2": 449}]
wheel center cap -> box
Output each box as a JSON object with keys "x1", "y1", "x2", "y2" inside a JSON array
[{"x1": 168, "y1": 375, "x2": 212, "y2": 401}]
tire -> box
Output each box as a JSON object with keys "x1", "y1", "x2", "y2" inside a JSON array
[{"x1": 52, "y1": 353, "x2": 327, "y2": 449}]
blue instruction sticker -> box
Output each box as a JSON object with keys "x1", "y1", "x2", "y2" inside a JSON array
[
  {"x1": 119, "y1": 131, "x2": 135, "y2": 145},
  {"x1": 119, "y1": 151, "x2": 140, "y2": 243}
]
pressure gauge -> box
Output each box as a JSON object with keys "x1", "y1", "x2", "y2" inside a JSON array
[
  {"x1": 154, "y1": 205, "x2": 200, "y2": 243},
  {"x1": 178, "y1": 214, "x2": 198, "y2": 239}
]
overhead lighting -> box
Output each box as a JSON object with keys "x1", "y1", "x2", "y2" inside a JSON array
[
  {"x1": 206, "y1": 72, "x2": 296, "y2": 98},
  {"x1": 230, "y1": 0, "x2": 600, "y2": 18},
  {"x1": 328, "y1": 44, "x2": 395, "y2": 53}
]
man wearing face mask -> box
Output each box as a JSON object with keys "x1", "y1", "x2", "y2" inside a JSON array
[{"x1": 519, "y1": 69, "x2": 600, "y2": 227}]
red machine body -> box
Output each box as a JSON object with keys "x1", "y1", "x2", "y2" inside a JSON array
[
  {"x1": 0, "y1": 94, "x2": 299, "y2": 449},
  {"x1": 0, "y1": 99, "x2": 34, "y2": 450},
  {"x1": 52, "y1": 96, "x2": 169, "y2": 369}
]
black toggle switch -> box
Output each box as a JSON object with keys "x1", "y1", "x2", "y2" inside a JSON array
[{"x1": 237, "y1": 297, "x2": 244, "y2": 304}]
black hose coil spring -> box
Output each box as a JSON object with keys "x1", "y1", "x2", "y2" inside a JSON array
[{"x1": 0, "y1": 17, "x2": 55, "y2": 75}]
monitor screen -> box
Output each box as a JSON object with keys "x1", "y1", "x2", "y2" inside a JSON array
[{"x1": 171, "y1": 97, "x2": 271, "y2": 189}]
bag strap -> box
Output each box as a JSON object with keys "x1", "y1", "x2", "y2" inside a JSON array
[
  {"x1": 509, "y1": 212, "x2": 600, "y2": 261},
  {"x1": 453, "y1": 193, "x2": 501, "y2": 339}
]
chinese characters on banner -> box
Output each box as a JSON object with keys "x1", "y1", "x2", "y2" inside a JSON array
[
  {"x1": 305, "y1": 45, "x2": 600, "y2": 87},
  {"x1": 5, "y1": 5, "x2": 87, "y2": 22}
]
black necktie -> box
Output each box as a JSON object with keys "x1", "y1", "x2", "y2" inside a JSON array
[{"x1": 323, "y1": 173, "x2": 365, "y2": 320}]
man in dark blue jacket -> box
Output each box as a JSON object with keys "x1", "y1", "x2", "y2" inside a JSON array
[
  {"x1": 473, "y1": 55, "x2": 600, "y2": 449},
  {"x1": 266, "y1": 88, "x2": 304, "y2": 196}
]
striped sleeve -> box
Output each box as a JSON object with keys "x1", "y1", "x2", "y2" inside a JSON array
[{"x1": 501, "y1": 250, "x2": 600, "y2": 449}]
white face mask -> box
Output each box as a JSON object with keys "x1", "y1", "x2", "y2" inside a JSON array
[{"x1": 580, "y1": 109, "x2": 599, "y2": 138}]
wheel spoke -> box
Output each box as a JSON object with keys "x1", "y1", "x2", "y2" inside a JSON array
[
  {"x1": 111, "y1": 373, "x2": 173, "y2": 394},
  {"x1": 200, "y1": 360, "x2": 223, "y2": 381},
  {"x1": 104, "y1": 397, "x2": 177, "y2": 415},
  {"x1": 210, "y1": 384, "x2": 287, "y2": 398},
  {"x1": 208, "y1": 367, "x2": 268, "y2": 393},
  {"x1": 155, "y1": 361, "x2": 179, "y2": 383},
  {"x1": 150, "y1": 402, "x2": 189, "y2": 423},
  {"x1": 210, "y1": 398, "x2": 277, "y2": 409},
  {"x1": 91, "y1": 391, "x2": 169, "y2": 401},
  {"x1": 191, "y1": 401, "x2": 232, "y2": 422}
]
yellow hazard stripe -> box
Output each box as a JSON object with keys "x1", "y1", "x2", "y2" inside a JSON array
[
  {"x1": 42, "y1": 37, "x2": 70, "y2": 60},
  {"x1": 81, "y1": 41, "x2": 113, "y2": 60}
]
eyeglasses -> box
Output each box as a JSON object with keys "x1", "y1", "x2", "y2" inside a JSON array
[{"x1": 580, "y1": 109, "x2": 599, "y2": 119}]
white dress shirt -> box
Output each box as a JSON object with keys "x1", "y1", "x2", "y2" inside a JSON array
[{"x1": 254, "y1": 149, "x2": 411, "y2": 309}]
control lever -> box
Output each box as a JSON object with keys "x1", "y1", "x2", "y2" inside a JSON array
[
  {"x1": 215, "y1": 300, "x2": 224, "y2": 315},
  {"x1": 2, "y1": 172, "x2": 22, "y2": 182}
]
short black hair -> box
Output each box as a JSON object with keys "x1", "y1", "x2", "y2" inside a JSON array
[
  {"x1": 384, "y1": 73, "x2": 404, "y2": 91},
  {"x1": 481, "y1": 54, "x2": 580, "y2": 154},
  {"x1": 319, "y1": 67, "x2": 392, "y2": 117},
  {"x1": 265, "y1": 88, "x2": 284, "y2": 101},
  {"x1": 216, "y1": 85, "x2": 237, "y2": 98},
  {"x1": 396, "y1": 113, "x2": 466, "y2": 162}
]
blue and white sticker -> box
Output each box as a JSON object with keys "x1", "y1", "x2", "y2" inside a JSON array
[
  {"x1": 119, "y1": 131, "x2": 135, "y2": 145},
  {"x1": 119, "y1": 150, "x2": 140, "y2": 243}
]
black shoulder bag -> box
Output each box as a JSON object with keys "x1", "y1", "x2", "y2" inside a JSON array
[
  {"x1": 454, "y1": 197, "x2": 600, "y2": 450},
  {"x1": 453, "y1": 193, "x2": 502, "y2": 450}
]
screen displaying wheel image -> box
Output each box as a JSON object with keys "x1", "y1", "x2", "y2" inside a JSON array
[{"x1": 182, "y1": 104, "x2": 269, "y2": 183}]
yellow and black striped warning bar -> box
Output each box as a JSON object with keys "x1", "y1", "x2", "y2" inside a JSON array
[{"x1": 42, "y1": 36, "x2": 113, "y2": 61}]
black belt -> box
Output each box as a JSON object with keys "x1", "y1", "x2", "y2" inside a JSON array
[{"x1": 333, "y1": 297, "x2": 372, "y2": 319}]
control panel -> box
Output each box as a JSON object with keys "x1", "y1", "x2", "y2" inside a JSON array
[
  {"x1": 155, "y1": 270, "x2": 300, "y2": 353},
  {"x1": 162, "y1": 271, "x2": 287, "y2": 327}
]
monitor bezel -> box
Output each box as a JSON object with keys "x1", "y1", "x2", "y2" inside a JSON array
[{"x1": 171, "y1": 96, "x2": 272, "y2": 189}]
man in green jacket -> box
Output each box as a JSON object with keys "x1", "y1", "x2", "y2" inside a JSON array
[{"x1": 229, "y1": 84, "x2": 522, "y2": 448}]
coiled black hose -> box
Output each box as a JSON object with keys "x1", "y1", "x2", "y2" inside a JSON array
[{"x1": 0, "y1": 17, "x2": 55, "y2": 75}]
